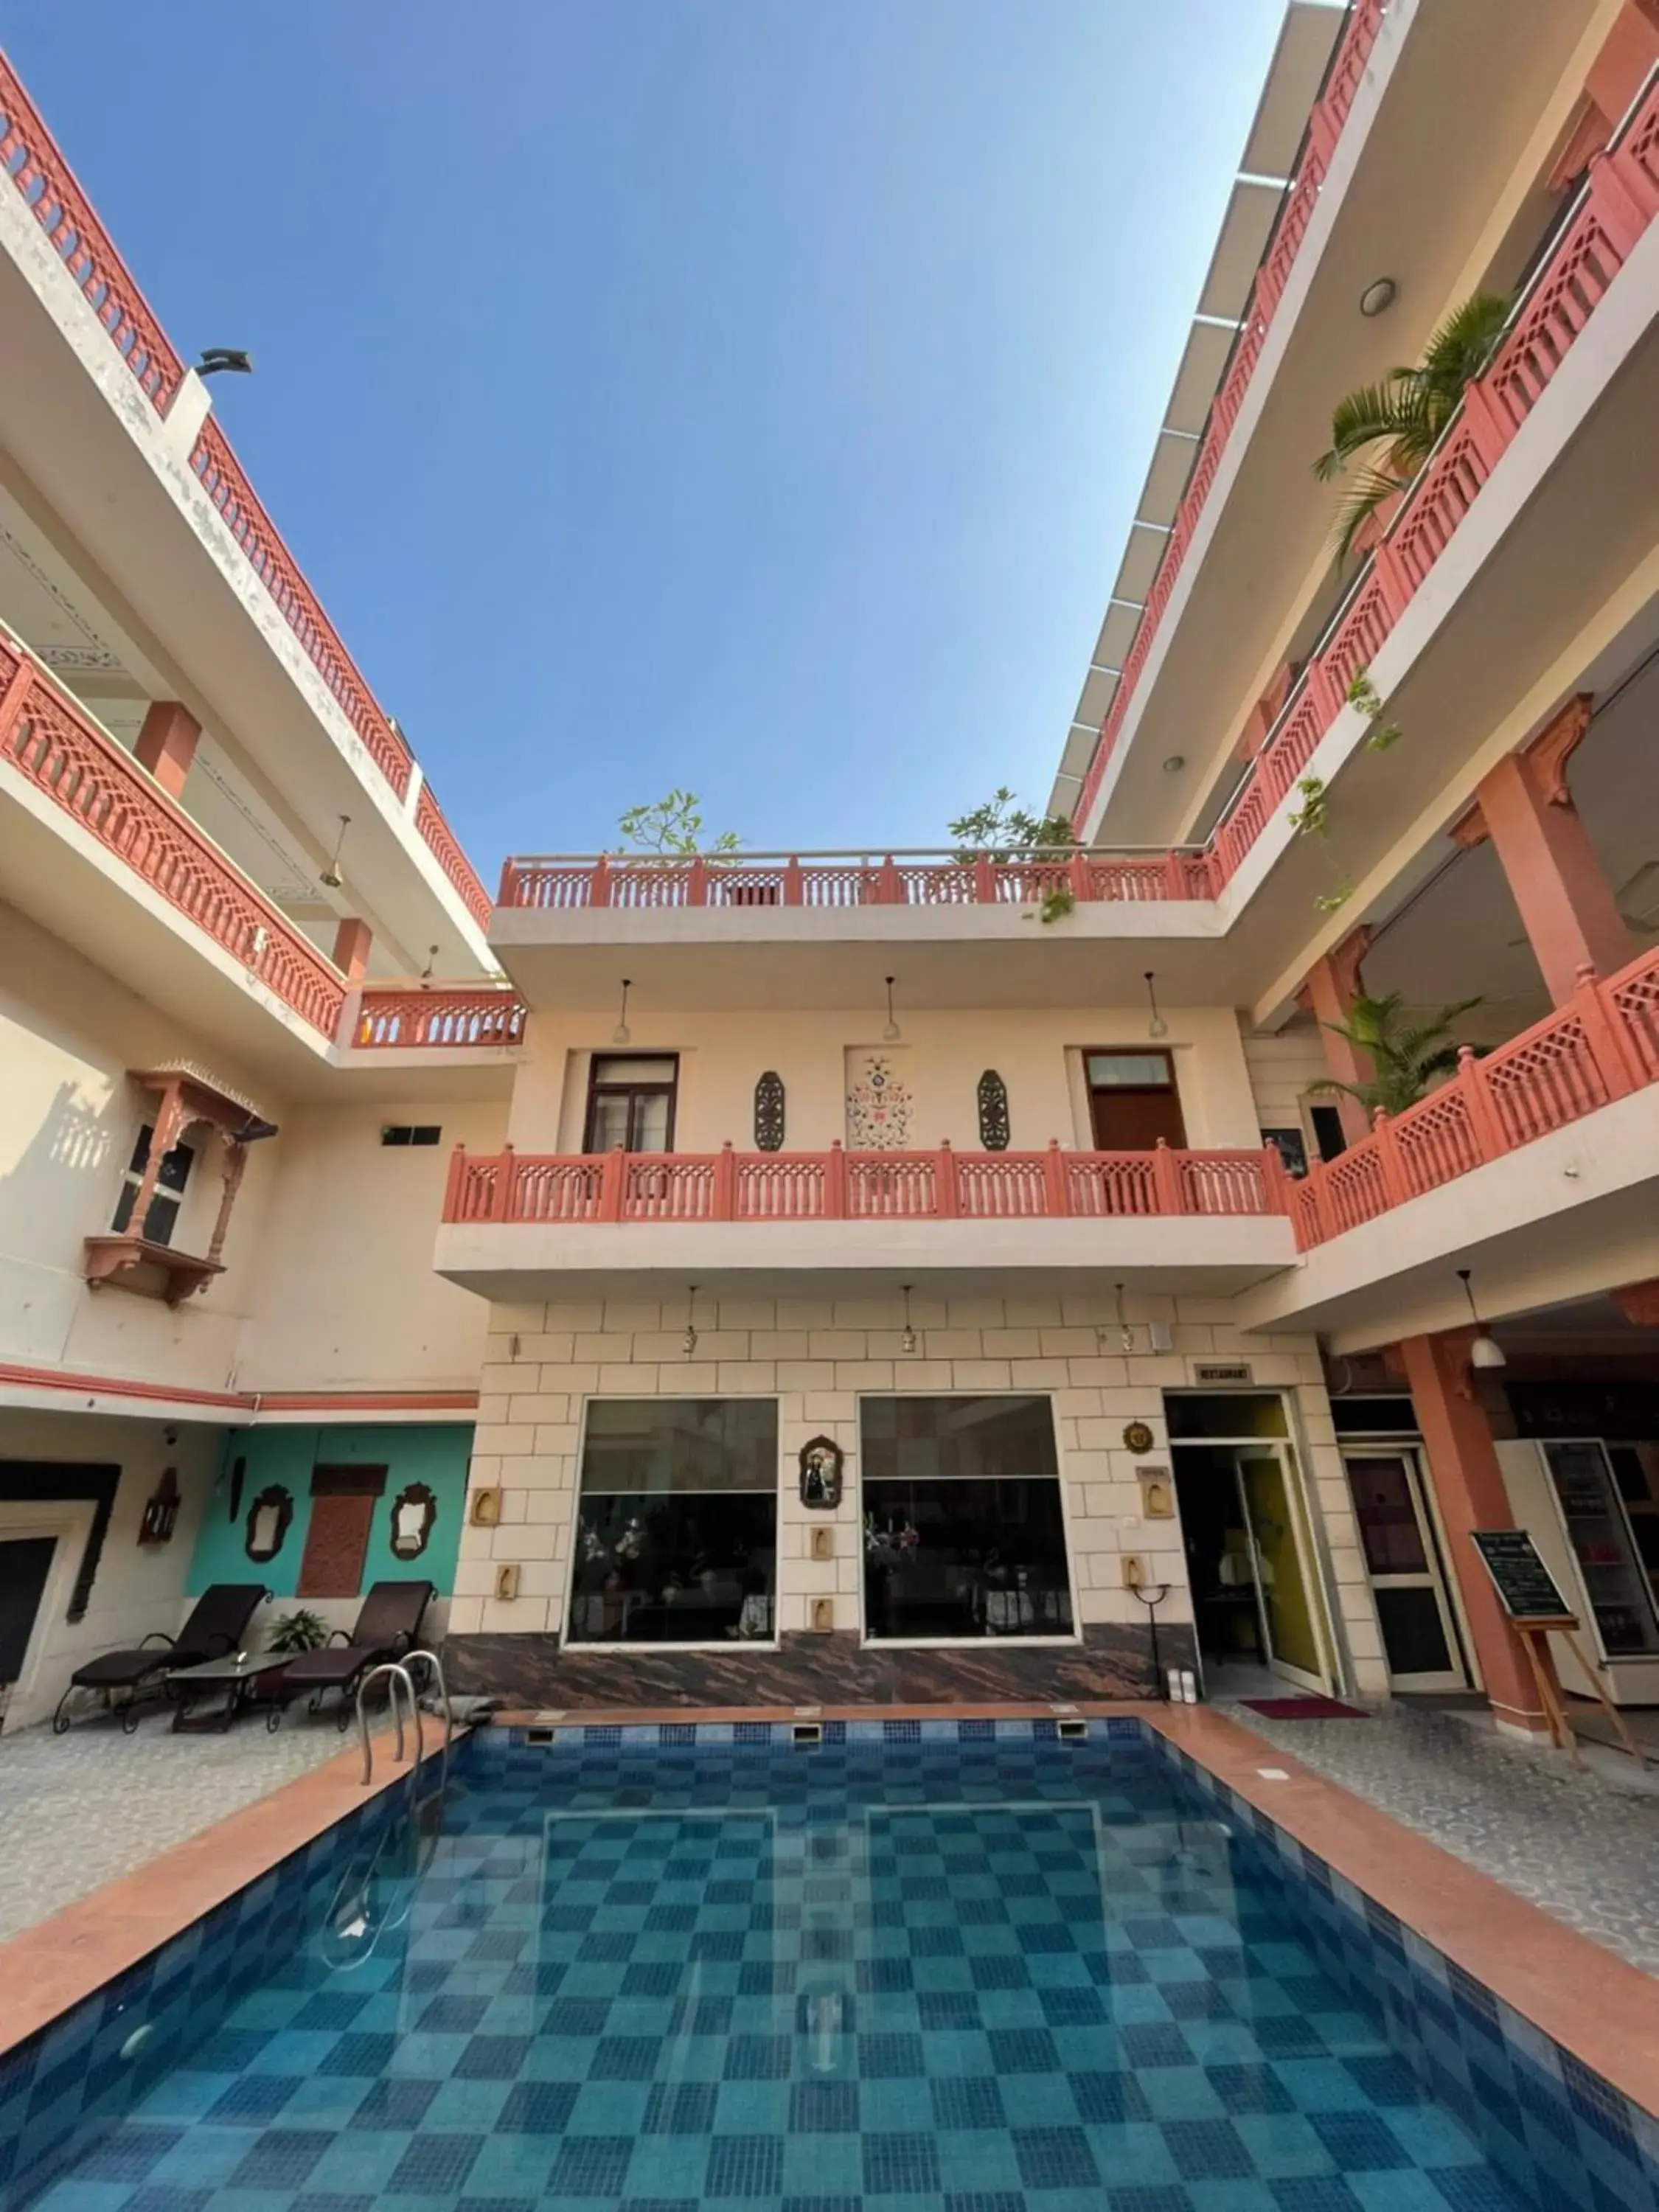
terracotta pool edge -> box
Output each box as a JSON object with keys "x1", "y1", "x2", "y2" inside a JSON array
[
  {"x1": 0, "y1": 1724, "x2": 444, "y2": 2061},
  {"x1": 1145, "y1": 1703, "x2": 1659, "y2": 2116}
]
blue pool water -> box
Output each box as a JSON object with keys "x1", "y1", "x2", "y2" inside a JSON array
[{"x1": 3, "y1": 1725, "x2": 1655, "y2": 2212}]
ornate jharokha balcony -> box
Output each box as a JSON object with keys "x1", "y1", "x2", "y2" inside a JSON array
[
  {"x1": 496, "y1": 848, "x2": 1216, "y2": 910},
  {"x1": 1290, "y1": 948, "x2": 1659, "y2": 1248},
  {"x1": 0, "y1": 628, "x2": 347, "y2": 1037},
  {"x1": 442, "y1": 1141, "x2": 1286, "y2": 1225},
  {"x1": 0, "y1": 53, "x2": 490, "y2": 932},
  {"x1": 1074, "y1": 62, "x2": 1659, "y2": 844}
]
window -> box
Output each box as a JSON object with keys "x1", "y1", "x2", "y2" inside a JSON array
[
  {"x1": 585, "y1": 1055, "x2": 678, "y2": 1153},
  {"x1": 1084, "y1": 1050, "x2": 1186, "y2": 1150},
  {"x1": 111, "y1": 1124, "x2": 195, "y2": 1245},
  {"x1": 570, "y1": 1399, "x2": 776, "y2": 1643},
  {"x1": 381, "y1": 1125, "x2": 442, "y2": 1147},
  {"x1": 860, "y1": 1397, "x2": 1073, "y2": 1641}
]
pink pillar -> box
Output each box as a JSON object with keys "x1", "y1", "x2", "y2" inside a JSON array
[
  {"x1": 331, "y1": 917, "x2": 373, "y2": 981},
  {"x1": 1399, "y1": 1332, "x2": 1557, "y2": 1739},
  {"x1": 1460, "y1": 697, "x2": 1635, "y2": 1006},
  {"x1": 1300, "y1": 925, "x2": 1374, "y2": 1147},
  {"x1": 134, "y1": 701, "x2": 201, "y2": 799}
]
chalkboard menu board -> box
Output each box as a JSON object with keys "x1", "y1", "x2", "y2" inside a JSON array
[{"x1": 1471, "y1": 1530, "x2": 1575, "y2": 1623}]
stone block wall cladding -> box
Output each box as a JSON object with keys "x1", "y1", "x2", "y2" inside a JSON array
[{"x1": 441, "y1": 1291, "x2": 1389, "y2": 1706}]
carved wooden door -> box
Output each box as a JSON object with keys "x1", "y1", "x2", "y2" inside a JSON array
[{"x1": 297, "y1": 1493, "x2": 375, "y2": 1598}]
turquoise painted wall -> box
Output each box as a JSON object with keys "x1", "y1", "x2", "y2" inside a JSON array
[{"x1": 187, "y1": 1425, "x2": 473, "y2": 1599}]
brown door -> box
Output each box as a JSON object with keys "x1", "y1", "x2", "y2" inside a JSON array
[
  {"x1": 1085, "y1": 1051, "x2": 1186, "y2": 1149},
  {"x1": 296, "y1": 1466, "x2": 386, "y2": 1599}
]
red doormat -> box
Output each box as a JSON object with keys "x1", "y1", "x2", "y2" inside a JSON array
[{"x1": 1242, "y1": 1695, "x2": 1369, "y2": 1719}]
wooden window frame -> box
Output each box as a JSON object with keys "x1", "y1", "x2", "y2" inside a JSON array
[
  {"x1": 1081, "y1": 1047, "x2": 1185, "y2": 1150},
  {"x1": 584, "y1": 1054, "x2": 679, "y2": 1153}
]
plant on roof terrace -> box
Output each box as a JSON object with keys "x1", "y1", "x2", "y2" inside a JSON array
[
  {"x1": 1314, "y1": 290, "x2": 1512, "y2": 563},
  {"x1": 1311, "y1": 990, "x2": 1486, "y2": 1118},
  {"x1": 615, "y1": 789, "x2": 741, "y2": 855},
  {"x1": 949, "y1": 787, "x2": 1075, "y2": 860}
]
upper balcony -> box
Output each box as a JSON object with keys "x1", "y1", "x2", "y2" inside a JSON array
[
  {"x1": 1056, "y1": 0, "x2": 1640, "y2": 851},
  {"x1": 0, "y1": 51, "x2": 493, "y2": 976}
]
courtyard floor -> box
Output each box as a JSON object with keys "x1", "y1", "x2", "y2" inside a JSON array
[
  {"x1": 1224, "y1": 1696, "x2": 1659, "y2": 1974},
  {"x1": 0, "y1": 1707, "x2": 352, "y2": 1941}
]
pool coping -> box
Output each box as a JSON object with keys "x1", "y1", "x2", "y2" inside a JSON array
[{"x1": 1, "y1": 1700, "x2": 1656, "y2": 2118}]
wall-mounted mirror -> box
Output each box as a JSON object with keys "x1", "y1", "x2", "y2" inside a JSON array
[
  {"x1": 389, "y1": 1481, "x2": 438, "y2": 1560},
  {"x1": 244, "y1": 1485, "x2": 293, "y2": 1563}
]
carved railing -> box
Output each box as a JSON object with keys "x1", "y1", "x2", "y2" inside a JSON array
[
  {"x1": 1289, "y1": 948, "x2": 1659, "y2": 1248},
  {"x1": 354, "y1": 988, "x2": 526, "y2": 1050},
  {"x1": 0, "y1": 51, "x2": 490, "y2": 931},
  {"x1": 1071, "y1": 55, "x2": 1659, "y2": 851},
  {"x1": 0, "y1": 52, "x2": 184, "y2": 411},
  {"x1": 0, "y1": 631, "x2": 346, "y2": 1036},
  {"x1": 442, "y1": 1140, "x2": 1287, "y2": 1225},
  {"x1": 497, "y1": 847, "x2": 1216, "y2": 911}
]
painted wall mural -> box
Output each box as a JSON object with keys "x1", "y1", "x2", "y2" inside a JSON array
[{"x1": 844, "y1": 1051, "x2": 912, "y2": 1150}]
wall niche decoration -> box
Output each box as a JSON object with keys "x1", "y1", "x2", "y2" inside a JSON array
[
  {"x1": 754, "y1": 1071, "x2": 786, "y2": 1152},
  {"x1": 138, "y1": 1467, "x2": 180, "y2": 1545},
  {"x1": 389, "y1": 1481, "x2": 439, "y2": 1560},
  {"x1": 244, "y1": 1485, "x2": 293, "y2": 1563},
  {"x1": 976, "y1": 1070, "x2": 1011, "y2": 1151},
  {"x1": 845, "y1": 1051, "x2": 911, "y2": 1150},
  {"x1": 798, "y1": 1435, "x2": 845, "y2": 1509}
]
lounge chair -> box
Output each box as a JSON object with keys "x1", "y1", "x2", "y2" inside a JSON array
[
  {"x1": 279, "y1": 1579, "x2": 434, "y2": 1725},
  {"x1": 53, "y1": 1583, "x2": 268, "y2": 1735}
]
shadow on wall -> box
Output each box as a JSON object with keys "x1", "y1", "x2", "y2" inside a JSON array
[{"x1": 0, "y1": 1077, "x2": 120, "y2": 1253}]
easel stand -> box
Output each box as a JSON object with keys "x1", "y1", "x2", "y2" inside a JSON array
[{"x1": 1512, "y1": 1615, "x2": 1647, "y2": 1768}]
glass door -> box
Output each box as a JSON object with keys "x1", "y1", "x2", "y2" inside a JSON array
[
  {"x1": 1235, "y1": 1446, "x2": 1325, "y2": 1689},
  {"x1": 1543, "y1": 1439, "x2": 1659, "y2": 1660},
  {"x1": 1343, "y1": 1450, "x2": 1467, "y2": 1690}
]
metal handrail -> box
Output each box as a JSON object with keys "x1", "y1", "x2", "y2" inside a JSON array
[
  {"x1": 356, "y1": 1660, "x2": 422, "y2": 1788},
  {"x1": 400, "y1": 1647, "x2": 455, "y2": 1792}
]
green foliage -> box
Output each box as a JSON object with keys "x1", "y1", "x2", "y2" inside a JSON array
[
  {"x1": 950, "y1": 787, "x2": 1074, "y2": 860},
  {"x1": 1288, "y1": 776, "x2": 1329, "y2": 838},
  {"x1": 1039, "y1": 886, "x2": 1076, "y2": 925},
  {"x1": 1346, "y1": 667, "x2": 1402, "y2": 752},
  {"x1": 265, "y1": 1607, "x2": 330, "y2": 1654},
  {"x1": 1310, "y1": 990, "x2": 1485, "y2": 1118},
  {"x1": 616, "y1": 790, "x2": 741, "y2": 855},
  {"x1": 1313, "y1": 291, "x2": 1512, "y2": 561},
  {"x1": 1312, "y1": 882, "x2": 1354, "y2": 914}
]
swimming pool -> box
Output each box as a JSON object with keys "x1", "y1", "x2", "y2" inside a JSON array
[{"x1": 2, "y1": 1721, "x2": 1655, "y2": 2211}]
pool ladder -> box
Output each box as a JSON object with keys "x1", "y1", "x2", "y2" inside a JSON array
[{"x1": 356, "y1": 1647, "x2": 454, "y2": 1810}]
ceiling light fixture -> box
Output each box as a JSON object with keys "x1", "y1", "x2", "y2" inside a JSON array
[
  {"x1": 613, "y1": 978, "x2": 633, "y2": 1046},
  {"x1": 319, "y1": 813, "x2": 351, "y2": 890},
  {"x1": 1114, "y1": 1281, "x2": 1135, "y2": 1353},
  {"x1": 419, "y1": 945, "x2": 439, "y2": 983},
  {"x1": 1144, "y1": 970, "x2": 1169, "y2": 1041},
  {"x1": 883, "y1": 975, "x2": 901, "y2": 1043},
  {"x1": 1162, "y1": 754, "x2": 1186, "y2": 775},
  {"x1": 900, "y1": 1284, "x2": 917, "y2": 1357},
  {"x1": 683, "y1": 1284, "x2": 700, "y2": 1359},
  {"x1": 1458, "y1": 1269, "x2": 1507, "y2": 1369},
  {"x1": 1359, "y1": 277, "x2": 1398, "y2": 319}
]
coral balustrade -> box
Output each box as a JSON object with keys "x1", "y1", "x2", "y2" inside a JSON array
[
  {"x1": 1071, "y1": 56, "x2": 1659, "y2": 847},
  {"x1": 0, "y1": 630, "x2": 347, "y2": 1037},
  {"x1": 354, "y1": 987, "x2": 526, "y2": 1049},
  {"x1": 499, "y1": 77, "x2": 1659, "y2": 927},
  {"x1": 0, "y1": 49, "x2": 490, "y2": 933},
  {"x1": 442, "y1": 1140, "x2": 1285, "y2": 1225},
  {"x1": 498, "y1": 848, "x2": 1215, "y2": 910},
  {"x1": 1290, "y1": 947, "x2": 1659, "y2": 1248}
]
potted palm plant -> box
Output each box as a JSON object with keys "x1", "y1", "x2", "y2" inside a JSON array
[{"x1": 1311, "y1": 992, "x2": 1484, "y2": 1119}]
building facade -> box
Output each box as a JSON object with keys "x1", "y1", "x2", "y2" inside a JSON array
[{"x1": 2, "y1": 3, "x2": 1658, "y2": 1743}]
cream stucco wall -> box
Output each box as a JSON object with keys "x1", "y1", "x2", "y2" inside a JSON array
[
  {"x1": 507, "y1": 1005, "x2": 1263, "y2": 1158},
  {"x1": 0, "y1": 1408, "x2": 225, "y2": 1731},
  {"x1": 450, "y1": 1287, "x2": 1388, "y2": 1697},
  {"x1": 0, "y1": 902, "x2": 506, "y2": 1397}
]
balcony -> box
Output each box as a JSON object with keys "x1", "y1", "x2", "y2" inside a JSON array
[
  {"x1": 433, "y1": 1141, "x2": 1297, "y2": 1300},
  {"x1": 0, "y1": 53, "x2": 492, "y2": 965}
]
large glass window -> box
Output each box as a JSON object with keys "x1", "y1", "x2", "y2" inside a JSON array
[
  {"x1": 570, "y1": 1399, "x2": 776, "y2": 1644},
  {"x1": 860, "y1": 1396, "x2": 1072, "y2": 1641}
]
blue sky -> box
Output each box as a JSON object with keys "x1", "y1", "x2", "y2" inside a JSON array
[{"x1": 13, "y1": 1, "x2": 1289, "y2": 867}]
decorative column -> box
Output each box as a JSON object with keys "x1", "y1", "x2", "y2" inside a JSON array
[
  {"x1": 1398, "y1": 1330, "x2": 1557, "y2": 1738},
  {"x1": 331, "y1": 917, "x2": 373, "y2": 981},
  {"x1": 134, "y1": 701, "x2": 201, "y2": 799},
  {"x1": 1452, "y1": 695, "x2": 1635, "y2": 1006},
  {"x1": 1298, "y1": 923, "x2": 1374, "y2": 1147},
  {"x1": 206, "y1": 1139, "x2": 249, "y2": 1267}
]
